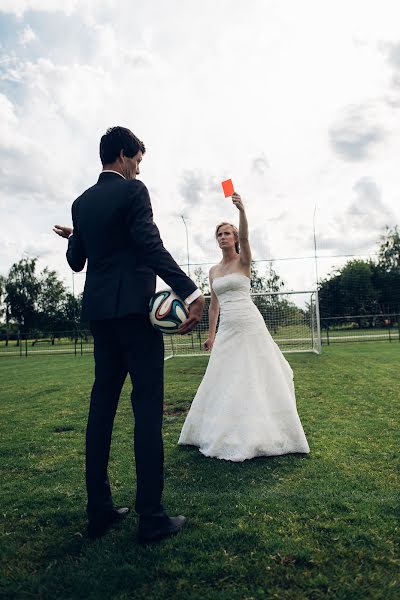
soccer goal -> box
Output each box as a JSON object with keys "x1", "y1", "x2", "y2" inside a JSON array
[{"x1": 163, "y1": 289, "x2": 321, "y2": 360}]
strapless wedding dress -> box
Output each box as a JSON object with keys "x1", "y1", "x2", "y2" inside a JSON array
[{"x1": 178, "y1": 272, "x2": 310, "y2": 461}]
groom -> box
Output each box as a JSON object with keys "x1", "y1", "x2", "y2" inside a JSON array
[{"x1": 54, "y1": 126, "x2": 204, "y2": 543}]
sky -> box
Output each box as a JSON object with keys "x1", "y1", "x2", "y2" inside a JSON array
[{"x1": 1, "y1": 0, "x2": 399, "y2": 297}]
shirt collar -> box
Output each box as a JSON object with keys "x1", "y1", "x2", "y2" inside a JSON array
[{"x1": 101, "y1": 170, "x2": 126, "y2": 179}]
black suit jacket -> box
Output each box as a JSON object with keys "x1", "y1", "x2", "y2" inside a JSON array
[{"x1": 67, "y1": 172, "x2": 197, "y2": 321}]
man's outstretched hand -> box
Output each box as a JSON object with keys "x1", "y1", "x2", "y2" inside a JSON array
[
  {"x1": 53, "y1": 225, "x2": 73, "y2": 239},
  {"x1": 178, "y1": 295, "x2": 205, "y2": 335}
]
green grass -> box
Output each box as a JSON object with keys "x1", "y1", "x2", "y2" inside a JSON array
[{"x1": 1, "y1": 345, "x2": 399, "y2": 599}]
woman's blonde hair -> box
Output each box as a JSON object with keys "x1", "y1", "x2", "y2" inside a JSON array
[{"x1": 215, "y1": 222, "x2": 240, "y2": 254}]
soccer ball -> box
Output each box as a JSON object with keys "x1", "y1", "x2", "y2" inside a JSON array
[{"x1": 149, "y1": 289, "x2": 189, "y2": 334}]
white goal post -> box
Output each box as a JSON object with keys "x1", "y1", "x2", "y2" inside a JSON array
[{"x1": 163, "y1": 290, "x2": 321, "y2": 360}]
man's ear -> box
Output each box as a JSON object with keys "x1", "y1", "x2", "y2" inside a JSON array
[{"x1": 119, "y1": 149, "x2": 125, "y2": 161}]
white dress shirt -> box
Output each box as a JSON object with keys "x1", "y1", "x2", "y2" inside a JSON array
[{"x1": 102, "y1": 169, "x2": 126, "y2": 178}]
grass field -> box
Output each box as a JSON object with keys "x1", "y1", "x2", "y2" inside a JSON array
[{"x1": 1, "y1": 345, "x2": 399, "y2": 599}]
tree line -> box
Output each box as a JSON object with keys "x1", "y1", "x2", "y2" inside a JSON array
[
  {"x1": 0, "y1": 226, "x2": 398, "y2": 340},
  {"x1": 318, "y1": 226, "x2": 400, "y2": 327},
  {"x1": 0, "y1": 256, "x2": 292, "y2": 341},
  {"x1": 0, "y1": 259, "x2": 82, "y2": 342}
]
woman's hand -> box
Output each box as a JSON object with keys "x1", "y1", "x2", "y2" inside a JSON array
[
  {"x1": 232, "y1": 192, "x2": 244, "y2": 212},
  {"x1": 204, "y1": 337, "x2": 214, "y2": 351}
]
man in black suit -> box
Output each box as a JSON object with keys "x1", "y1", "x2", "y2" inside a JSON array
[{"x1": 54, "y1": 126, "x2": 204, "y2": 543}]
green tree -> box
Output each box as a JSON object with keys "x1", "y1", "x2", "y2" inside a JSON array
[
  {"x1": 339, "y1": 260, "x2": 379, "y2": 324},
  {"x1": 265, "y1": 263, "x2": 285, "y2": 294},
  {"x1": 3, "y1": 257, "x2": 90, "y2": 338},
  {"x1": 250, "y1": 261, "x2": 266, "y2": 292},
  {"x1": 374, "y1": 226, "x2": 400, "y2": 315},
  {"x1": 62, "y1": 292, "x2": 82, "y2": 332},
  {"x1": 193, "y1": 266, "x2": 210, "y2": 295},
  {"x1": 0, "y1": 274, "x2": 5, "y2": 323},
  {"x1": 5, "y1": 258, "x2": 41, "y2": 332},
  {"x1": 318, "y1": 271, "x2": 346, "y2": 324},
  {"x1": 378, "y1": 225, "x2": 400, "y2": 272},
  {"x1": 250, "y1": 262, "x2": 295, "y2": 333},
  {"x1": 251, "y1": 261, "x2": 285, "y2": 293},
  {"x1": 36, "y1": 268, "x2": 68, "y2": 338},
  {"x1": 315, "y1": 226, "x2": 400, "y2": 327},
  {"x1": 371, "y1": 265, "x2": 400, "y2": 315}
]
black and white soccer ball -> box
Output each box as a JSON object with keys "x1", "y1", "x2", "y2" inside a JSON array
[{"x1": 149, "y1": 289, "x2": 189, "y2": 334}]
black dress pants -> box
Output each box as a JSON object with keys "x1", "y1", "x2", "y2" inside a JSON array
[{"x1": 86, "y1": 314, "x2": 164, "y2": 517}]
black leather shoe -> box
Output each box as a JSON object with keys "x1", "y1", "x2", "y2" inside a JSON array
[
  {"x1": 138, "y1": 514, "x2": 186, "y2": 544},
  {"x1": 87, "y1": 507, "x2": 130, "y2": 538}
]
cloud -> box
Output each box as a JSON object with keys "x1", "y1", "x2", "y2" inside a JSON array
[
  {"x1": 315, "y1": 176, "x2": 395, "y2": 254},
  {"x1": 0, "y1": 71, "x2": 89, "y2": 204},
  {"x1": 251, "y1": 154, "x2": 269, "y2": 175},
  {"x1": 249, "y1": 226, "x2": 271, "y2": 259},
  {"x1": 381, "y1": 41, "x2": 400, "y2": 86},
  {"x1": 0, "y1": 1, "x2": 79, "y2": 18},
  {"x1": 178, "y1": 170, "x2": 221, "y2": 209},
  {"x1": 192, "y1": 232, "x2": 216, "y2": 260},
  {"x1": 23, "y1": 234, "x2": 57, "y2": 260},
  {"x1": 18, "y1": 24, "x2": 36, "y2": 46},
  {"x1": 349, "y1": 177, "x2": 394, "y2": 226},
  {"x1": 268, "y1": 210, "x2": 288, "y2": 223},
  {"x1": 0, "y1": 92, "x2": 17, "y2": 125},
  {"x1": 178, "y1": 170, "x2": 206, "y2": 207},
  {"x1": 329, "y1": 105, "x2": 384, "y2": 161},
  {"x1": 385, "y1": 41, "x2": 400, "y2": 71},
  {"x1": 0, "y1": 0, "x2": 400, "y2": 298},
  {"x1": 380, "y1": 41, "x2": 400, "y2": 106},
  {"x1": 350, "y1": 177, "x2": 384, "y2": 213}
]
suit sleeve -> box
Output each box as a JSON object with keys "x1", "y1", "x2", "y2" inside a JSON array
[
  {"x1": 66, "y1": 201, "x2": 87, "y2": 272},
  {"x1": 127, "y1": 182, "x2": 197, "y2": 300}
]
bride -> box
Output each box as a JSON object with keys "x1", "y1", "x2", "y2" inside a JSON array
[{"x1": 178, "y1": 192, "x2": 310, "y2": 461}]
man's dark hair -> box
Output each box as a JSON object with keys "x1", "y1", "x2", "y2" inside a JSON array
[{"x1": 99, "y1": 126, "x2": 146, "y2": 165}]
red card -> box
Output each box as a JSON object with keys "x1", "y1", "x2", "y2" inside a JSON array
[{"x1": 221, "y1": 179, "x2": 234, "y2": 197}]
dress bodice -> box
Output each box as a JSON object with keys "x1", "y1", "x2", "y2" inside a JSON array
[{"x1": 212, "y1": 272, "x2": 251, "y2": 309}]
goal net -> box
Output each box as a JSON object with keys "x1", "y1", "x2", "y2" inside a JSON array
[{"x1": 163, "y1": 290, "x2": 321, "y2": 360}]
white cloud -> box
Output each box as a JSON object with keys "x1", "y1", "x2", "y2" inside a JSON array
[
  {"x1": 251, "y1": 155, "x2": 270, "y2": 176},
  {"x1": 0, "y1": 0, "x2": 399, "y2": 296},
  {"x1": 380, "y1": 41, "x2": 400, "y2": 106},
  {"x1": 329, "y1": 104, "x2": 385, "y2": 161},
  {"x1": 0, "y1": 0, "x2": 79, "y2": 18},
  {"x1": 310, "y1": 176, "x2": 395, "y2": 256},
  {"x1": 18, "y1": 25, "x2": 36, "y2": 46}
]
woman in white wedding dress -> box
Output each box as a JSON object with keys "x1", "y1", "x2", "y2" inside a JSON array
[{"x1": 178, "y1": 192, "x2": 310, "y2": 461}]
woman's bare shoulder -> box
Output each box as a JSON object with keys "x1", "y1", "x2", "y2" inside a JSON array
[{"x1": 209, "y1": 264, "x2": 219, "y2": 278}]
